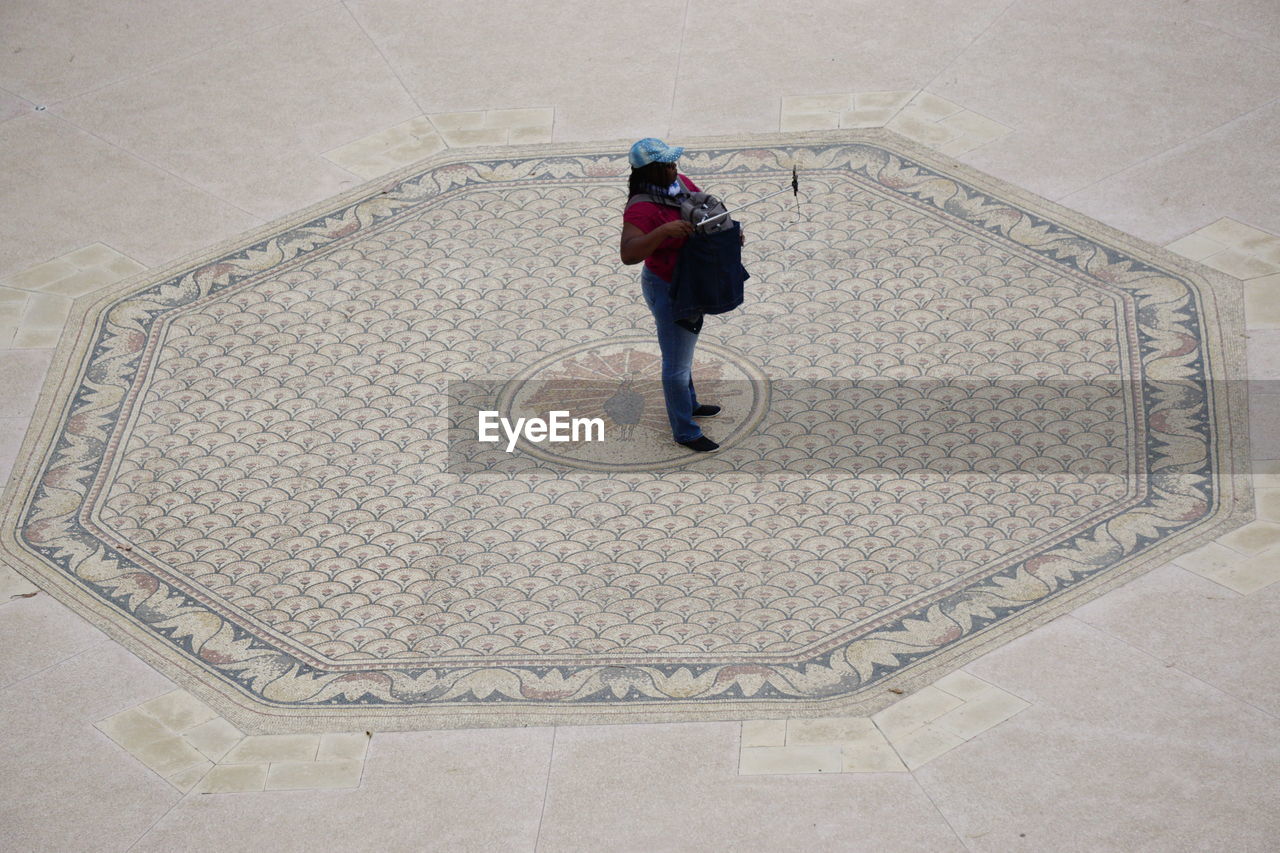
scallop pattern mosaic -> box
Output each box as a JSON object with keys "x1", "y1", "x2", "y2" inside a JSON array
[{"x1": 0, "y1": 133, "x2": 1248, "y2": 730}]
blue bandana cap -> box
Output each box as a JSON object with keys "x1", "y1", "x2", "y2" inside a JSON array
[{"x1": 629, "y1": 137, "x2": 684, "y2": 169}]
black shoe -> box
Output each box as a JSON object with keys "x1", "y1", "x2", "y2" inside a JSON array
[
  {"x1": 692, "y1": 404, "x2": 721, "y2": 418},
  {"x1": 676, "y1": 436, "x2": 720, "y2": 453}
]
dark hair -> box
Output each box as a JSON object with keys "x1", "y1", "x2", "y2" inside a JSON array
[{"x1": 628, "y1": 162, "x2": 674, "y2": 199}]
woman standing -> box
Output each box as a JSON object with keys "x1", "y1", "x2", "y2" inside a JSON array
[{"x1": 619, "y1": 138, "x2": 722, "y2": 453}]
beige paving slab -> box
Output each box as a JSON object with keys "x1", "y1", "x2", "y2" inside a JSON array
[
  {"x1": 1249, "y1": 331, "x2": 1280, "y2": 381},
  {"x1": 136, "y1": 690, "x2": 219, "y2": 733},
  {"x1": 0, "y1": 114, "x2": 259, "y2": 277},
  {"x1": 3, "y1": 244, "x2": 147, "y2": 300},
  {"x1": 0, "y1": 345, "x2": 53, "y2": 414},
  {"x1": 0, "y1": 592, "x2": 105, "y2": 688},
  {"x1": 0, "y1": 0, "x2": 331, "y2": 104},
  {"x1": 428, "y1": 110, "x2": 487, "y2": 131},
  {"x1": 139, "y1": 727, "x2": 555, "y2": 850},
  {"x1": 221, "y1": 734, "x2": 320, "y2": 764},
  {"x1": 838, "y1": 107, "x2": 900, "y2": 129},
  {"x1": 740, "y1": 718, "x2": 786, "y2": 747},
  {"x1": 0, "y1": 563, "x2": 38, "y2": 601},
  {"x1": 5, "y1": 243, "x2": 145, "y2": 294},
  {"x1": 480, "y1": 107, "x2": 554, "y2": 130},
  {"x1": 736, "y1": 673, "x2": 1026, "y2": 775},
  {"x1": 1217, "y1": 519, "x2": 1280, "y2": 555},
  {"x1": 130, "y1": 735, "x2": 210, "y2": 776},
  {"x1": 12, "y1": 327, "x2": 62, "y2": 349},
  {"x1": 423, "y1": 107, "x2": 556, "y2": 148},
  {"x1": 0, "y1": 285, "x2": 27, "y2": 310},
  {"x1": 932, "y1": 669, "x2": 999, "y2": 702},
  {"x1": 436, "y1": 127, "x2": 509, "y2": 148},
  {"x1": 783, "y1": 716, "x2": 905, "y2": 773},
  {"x1": 1062, "y1": 101, "x2": 1280, "y2": 245},
  {"x1": 1260, "y1": 486, "x2": 1280, "y2": 522},
  {"x1": 97, "y1": 705, "x2": 173, "y2": 751},
  {"x1": 933, "y1": 136, "x2": 985, "y2": 158},
  {"x1": 167, "y1": 759, "x2": 214, "y2": 793},
  {"x1": 936, "y1": 0, "x2": 1280, "y2": 132},
  {"x1": 739, "y1": 744, "x2": 842, "y2": 775},
  {"x1": 1165, "y1": 231, "x2": 1226, "y2": 261},
  {"x1": 0, "y1": 644, "x2": 182, "y2": 851},
  {"x1": 0, "y1": 88, "x2": 34, "y2": 123},
  {"x1": 194, "y1": 762, "x2": 269, "y2": 794},
  {"x1": 905, "y1": 92, "x2": 965, "y2": 120},
  {"x1": 885, "y1": 113, "x2": 954, "y2": 146},
  {"x1": 1254, "y1": 459, "x2": 1280, "y2": 488},
  {"x1": 889, "y1": 722, "x2": 966, "y2": 771},
  {"x1": 39, "y1": 265, "x2": 137, "y2": 299},
  {"x1": 964, "y1": 116, "x2": 1172, "y2": 206},
  {"x1": 785, "y1": 715, "x2": 879, "y2": 747},
  {"x1": 781, "y1": 88, "x2": 991, "y2": 137},
  {"x1": 780, "y1": 111, "x2": 840, "y2": 132},
  {"x1": 871, "y1": 684, "x2": 964, "y2": 740},
  {"x1": 913, "y1": 616, "x2": 1280, "y2": 852},
  {"x1": 1243, "y1": 274, "x2": 1280, "y2": 329},
  {"x1": 509, "y1": 125, "x2": 554, "y2": 145},
  {"x1": 14, "y1": 291, "x2": 71, "y2": 336},
  {"x1": 1198, "y1": 216, "x2": 1279, "y2": 248},
  {"x1": 50, "y1": 4, "x2": 422, "y2": 220},
  {"x1": 322, "y1": 116, "x2": 446, "y2": 179},
  {"x1": 0, "y1": 415, "x2": 30, "y2": 490},
  {"x1": 265, "y1": 758, "x2": 363, "y2": 790},
  {"x1": 1205, "y1": 549, "x2": 1280, "y2": 594},
  {"x1": 854, "y1": 91, "x2": 917, "y2": 111},
  {"x1": 330, "y1": 106, "x2": 560, "y2": 162},
  {"x1": 348, "y1": 0, "x2": 685, "y2": 142},
  {"x1": 840, "y1": 736, "x2": 907, "y2": 773},
  {"x1": 1251, "y1": 397, "x2": 1280, "y2": 458},
  {"x1": 317, "y1": 731, "x2": 371, "y2": 761},
  {"x1": 1178, "y1": 0, "x2": 1280, "y2": 50},
  {"x1": 672, "y1": 0, "x2": 1011, "y2": 136},
  {"x1": 930, "y1": 690, "x2": 1030, "y2": 741},
  {"x1": 1171, "y1": 540, "x2": 1247, "y2": 578},
  {"x1": 833, "y1": 90, "x2": 919, "y2": 130},
  {"x1": 5, "y1": 257, "x2": 76, "y2": 289},
  {"x1": 935, "y1": 109, "x2": 1011, "y2": 140},
  {"x1": 965, "y1": 26, "x2": 1280, "y2": 203},
  {"x1": 781, "y1": 94, "x2": 853, "y2": 114},
  {"x1": 1204, "y1": 247, "x2": 1280, "y2": 280},
  {"x1": 181, "y1": 716, "x2": 244, "y2": 763},
  {"x1": 541, "y1": 721, "x2": 963, "y2": 852}
]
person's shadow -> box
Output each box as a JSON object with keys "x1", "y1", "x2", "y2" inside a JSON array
[{"x1": 604, "y1": 375, "x2": 644, "y2": 440}]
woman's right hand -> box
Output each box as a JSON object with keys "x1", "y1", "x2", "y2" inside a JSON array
[
  {"x1": 655, "y1": 219, "x2": 695, "y2": 239},
  {"x1": 620, "y1": 219, "x2": 694, "y2": 265}
]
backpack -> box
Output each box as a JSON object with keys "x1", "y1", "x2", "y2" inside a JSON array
[{"x1": 625, "y1": 178, "x2": 735, "y2": 234}]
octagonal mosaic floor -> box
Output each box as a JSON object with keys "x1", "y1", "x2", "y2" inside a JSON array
[{"x1": 0, "y1": 131, "x2": 1251, "y2": 731}]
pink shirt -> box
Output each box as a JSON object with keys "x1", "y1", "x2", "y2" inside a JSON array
[{"x1": 622, "y1": 174, "x2": 702, "y2": 282}]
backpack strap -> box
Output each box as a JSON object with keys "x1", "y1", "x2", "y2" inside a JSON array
[{"x1": 624, "y1": 193, "x2": 669, "y2": 212}]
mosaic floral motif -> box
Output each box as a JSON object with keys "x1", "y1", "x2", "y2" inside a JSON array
[{"x1": 0, "y1": 133, "x2": 1247, "y2": 730}]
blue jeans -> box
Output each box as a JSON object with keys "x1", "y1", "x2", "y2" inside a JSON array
[{"x1": 641, "y1": 265, "x2": 702, "y2": 442}]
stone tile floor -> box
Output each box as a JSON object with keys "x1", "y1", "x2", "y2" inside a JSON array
[{"x1": 1, "y1": 0, "x2": 1278, "y2": 849}]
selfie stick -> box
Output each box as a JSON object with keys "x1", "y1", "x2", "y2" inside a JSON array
[{"x1": 695, "y1": 167, "x2": 800, "y2": 229}]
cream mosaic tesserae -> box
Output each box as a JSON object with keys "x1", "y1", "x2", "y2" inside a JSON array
[{"x1": 0, "y1": 131, "x2": 1250, "y2": 733}]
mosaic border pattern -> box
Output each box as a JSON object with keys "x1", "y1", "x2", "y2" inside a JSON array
[{"x1": 0, "y1": 131, "x2": 1251, "y2": 731}]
